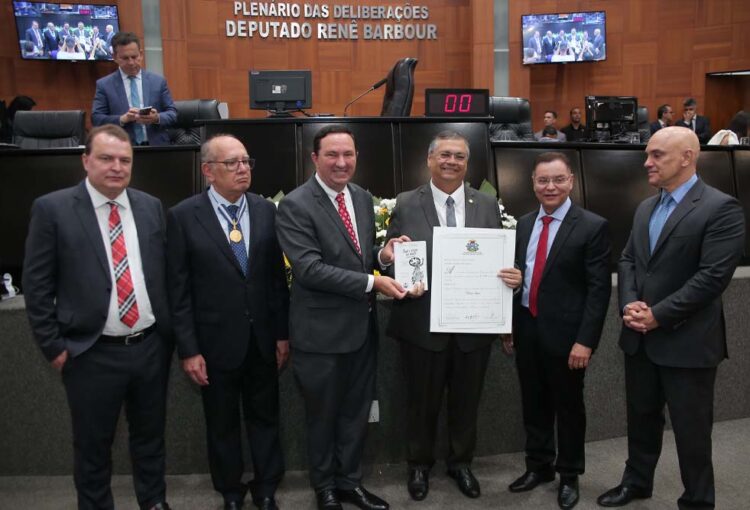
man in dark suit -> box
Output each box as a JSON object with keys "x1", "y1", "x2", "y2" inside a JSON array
[
  {"x1": 382, "y1": 131, "x2": 521, "y2": 502},
  {"x1": 542, "y1": 31, "x2": 555, "y2": 59},
  {"x1": 276, "y1": 125, "x2": 407, "y2": 510},
  {"x1": 505, "y1": 152, "x2": 611, "y2": 509},
  {"x1": 73, "y1": 21, "x2": 91, "y2": 43},
  {"x1": 42, "y1": 22, "x2": 60, "y2": 57},
  {"x1": 675, "y1": 98, "x2": 711, "y2": 144},
  {"x1": 22, "y1": 125, "x2": 172, "y2": 510},
  {"x1": 25, "y1": 20, "x2": 44, "y2": 53},
  {"x1": 92, "y1": 32, "x2": 176, "y2": 146},
  {"x1": 649, "y1": 104, "x2": 674, "y2": 135},
  {"x1": 597, "y1": 127, "x2": 745, "y2": 509},
  {"x1": 167, "y1": 135, "x2": 288, "y2": 510},
  {"x1": 561, "y1": 107, "x2": 590, "y2": 142}
]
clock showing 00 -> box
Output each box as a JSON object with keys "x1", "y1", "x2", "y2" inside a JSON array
[{"x1": 424, "y1": 88, "x2": 489, "y2": 117}]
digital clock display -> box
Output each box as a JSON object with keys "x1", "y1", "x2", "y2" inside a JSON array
[{"x1": 424, "y1": 88, "x2": 490, "y2": 117}]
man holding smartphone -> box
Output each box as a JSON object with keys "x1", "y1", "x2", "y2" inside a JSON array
[{"x1": 92, "y1": 31, "x2": 177, "y2": 146}]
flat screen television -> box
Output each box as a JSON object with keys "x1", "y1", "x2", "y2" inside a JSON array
[
  {"x1": 522, "y1": 11, "x2": 606, "y2": 65},
  {"x1": 14, "y1": 2, "x2": 120, "y2": 62},
  {"x1": 249, "y1": 70, "x2": 312, "y2": 117},
  {"x1": 585, "y1": 96, "x2": 638, "y2": 142}
]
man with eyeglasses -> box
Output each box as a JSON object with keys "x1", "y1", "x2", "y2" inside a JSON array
[
  {"x1": 166, "y1": 134, "x2": 289, "y2": 510},
  {"x1": 381, "y1": 130, "x2": 522, "y2": 502},
  {"x1": 504, "y1": 151, "x2": 611, "y2": 509}
]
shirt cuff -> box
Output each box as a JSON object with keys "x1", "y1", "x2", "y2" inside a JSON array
[
  {"x1": 366, "y1": 274, "x2": 374, "y2": 293},
  {"x1": 377, "y1": 248, "x2": 392, "y2": 269}
]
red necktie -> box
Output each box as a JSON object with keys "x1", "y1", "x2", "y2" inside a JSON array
[
  {"x1": 529, "y1": 215, "x2": 553, "y2": 317},
  {"x1": 336, "y1": 192, "x2": 361, "y2": 255},
  {"x1": 108, "y1": 202, "x2": 140, "y2": 327}
]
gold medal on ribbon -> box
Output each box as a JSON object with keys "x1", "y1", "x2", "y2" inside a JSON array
[{"x1": 229, "y1": 228, "x2": 243, "y2": 243}]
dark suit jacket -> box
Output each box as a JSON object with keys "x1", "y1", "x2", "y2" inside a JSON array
[
  {"x1": 42, "y1": 29, "x2": 59, "y2": 53},
  {"x1": 385, "y1": 183, "x2": 502, "y2": 353},
  {"x1": 675, "y1": 115, "x2": 711, "y2": 144},
  {"x1": 649, "y1": 121, "x2": 665, "y2": 135},
  {"x1": 514, "y1": 204, "x2": 611, "y2": 356},
  {"x1": 618, "y1": 179, "x2": 745, "y2": 368},
  {"x1": 91, "y1": 70, "x2": 177, "y2": 146},
  {"x1": 542, "y1": 37, "x2": 555, "y2": 57},
  {"x1": 167, "y1": 191, "x2": 289, "y2": 370},
  {"x1": 22, "y1": 181, "x2": 171, "y2": 361},
  {"x1": 276, "y1": 176, "x2": 378, "y2": 354},
  {"x1": 25, "y1": 27, "x2": 44, "y2": 49}
]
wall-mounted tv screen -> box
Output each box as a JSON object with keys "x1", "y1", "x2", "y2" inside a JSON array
[
  {"x1": 13, "y1": 2, "x2": 120, "y2": 62},
  {"x1": 522, "y1": 11, "x2": 606, "y2": 65}
]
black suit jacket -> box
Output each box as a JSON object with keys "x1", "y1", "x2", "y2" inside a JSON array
[
  {"x1": 649, "y1": 121, "x2": 665, "y2": 135},
  {"x1": 514, "y1": 204, "x2": 611, "y2": 355},
  {"x1": 276, "y1": 176, "x2": 379, "y2": 354},
  {"x1": 385, "y1": 183, "x2": 503, "y2": 353},
  {"x1": 22, "y1": 181, "x2": 171, "y2": 361},
  {"x1": 675, "y1": 115, "x2": 711, "y2": 144},
  {"x1": 166, "y1": 191, "x2": 289, "y2": 370},
  {"x1": 618, "y1": 179, "x2": 745, "y2": 368}
]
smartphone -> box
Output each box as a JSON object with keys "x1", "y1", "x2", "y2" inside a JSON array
[{"x1": 138, "y1": 106, "x2": 153, "y2": 115}]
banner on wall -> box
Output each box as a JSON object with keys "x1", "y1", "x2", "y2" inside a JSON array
[{"x1": 226, "y1": 2, "x2": 438, "y2": 40}]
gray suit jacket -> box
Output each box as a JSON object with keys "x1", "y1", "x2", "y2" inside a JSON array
[
  {"x1": 385, "y1": 183, "x2": 502, "y2": 352},
  {"x1": 618, "y1": 179, "x2": 745, "y2": 368},
  {"x1": 276, "y1": 176, "x2": 378, "y2": 354}
]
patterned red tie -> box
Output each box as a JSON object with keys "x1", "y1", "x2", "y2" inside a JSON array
[
  {"x1": 528, "y1": 215, "x2": 553, "y2": 317},
  {"x1": 108, "y1": 202, "x2": 139, "y2": 327},
  {"x1": 336, "y1": 192, "x2": 361, "y2": 254}
]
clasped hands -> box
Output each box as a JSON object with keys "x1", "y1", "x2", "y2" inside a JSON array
[
  {"x1": 622, "y1": 301, "x2": 659, "y2": 334},
  {"x1": 120, "y1": 107, "x2": 159, "y2": 126}
]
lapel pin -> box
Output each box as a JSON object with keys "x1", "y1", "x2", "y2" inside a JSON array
[{"x1": 469, "y1": 199, "x2": 474, "y2": 204}]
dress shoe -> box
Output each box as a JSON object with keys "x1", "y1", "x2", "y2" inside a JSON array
[
  {"x1": 407, "y1": 468, "x2": 429, "y2": 501},
  {"x1": 225, "y1": 501, "x2": 244, "y2": 510},
  {"x1": 558, "y1": 477, "x2": 579, "y2": 509},
  {"x1": 508, "y1": 469, "x2": 556, "y2": 492},
  {"x1": 147, "y1": 504, "x2": 171, "y2": 510},
  {"x1": 447, "y1": 467, "x2": 480, "y2": 498},
  {"x1": 596, "y1": 485, "x2": 652, "y2": 507},
  {"x1": 338, "y1": 485, "x2": 389, "y2": 510},
  {"x1": 316, "y1": 489, "x2": 342, "y2": 510},
  {"x1": 253, "y1": 496, "x2": 278, "y2": 510}
]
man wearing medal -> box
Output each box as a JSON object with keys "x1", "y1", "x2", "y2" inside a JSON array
[{"x1": 166, "y1": 134, "x2": 289, "y2": 510}]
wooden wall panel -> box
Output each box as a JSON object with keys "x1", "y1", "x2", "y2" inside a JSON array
[{"x1": 509, "y1": 0, "x2": 750, "y2": 134}]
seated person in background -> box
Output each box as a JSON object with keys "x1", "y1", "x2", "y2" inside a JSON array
[
  {"x1": 56, "y1": 36, "x2": 85, "y2": 60},
  {"x1": 551, "y1": 42, "x2": 575, "y2": 63},
  {"x1": 561, "y1": 107, "x2": 589, "y2": 142},
  {"x1": 539, "y1": 126, "x2": 562, "y2": 142},
  {"x1": 523, "y1": 47, "x2": 540, "y2": 64},
  {"x1": 650, "y1": 104, "x2": 673, "y2": 134},
  {"x1": 707, "y1": 111, "x2": 749, "y2": 145},
  {"x1": 21, "y1": 40, "x2": 44, "y2": 59},
  {"x1": 675, "y1": 97, "x2": 711, "y2": 144},
  {"x1": 535, "y1": 111, "x2": 567, "y2": 142}
]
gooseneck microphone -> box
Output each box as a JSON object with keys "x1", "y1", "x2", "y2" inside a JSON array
[{"x1": 343, "y1": 77, "x2": 388, "y2": 116}]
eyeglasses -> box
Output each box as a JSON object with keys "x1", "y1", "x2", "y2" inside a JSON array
[
  {"x1": 206, "y1": 157, "x2": 255, "y2": 172},
  {"x1": 436, "y1": 151, "x2": 468, "y2": 162},
  {"x1": 533, "y1": 175, "x2": 572, "y2": 186}
]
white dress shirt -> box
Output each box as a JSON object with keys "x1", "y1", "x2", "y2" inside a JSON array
[
  {"x1": 86, "y1": 179, "x2": 155, "y2": 335},
  {"x1": 430, "y1": 180, "x2": 466, "y2": 227},
  {"x1": 119, "y1": 68, "x2": 144, "y2": 108}
]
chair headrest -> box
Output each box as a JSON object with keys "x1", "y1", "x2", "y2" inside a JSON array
[{"x1": 13, "y1": 110, "x2": 85, "y2": 139}]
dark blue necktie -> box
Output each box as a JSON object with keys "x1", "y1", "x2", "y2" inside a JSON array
[{"x1": 226, "y1": 205, "x2": 248, "y2": 276}]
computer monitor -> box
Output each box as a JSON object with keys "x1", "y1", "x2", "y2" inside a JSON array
[
  {"x1": 249, "y1": 70, "x2": 312, "y2": 117},
  {"x1": 585, "y1": 96, "x2": 638, "y2": 142}
]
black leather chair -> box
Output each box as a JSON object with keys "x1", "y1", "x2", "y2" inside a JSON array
[
  {"x1": 12, "y1": 110, "x2": 85, "y2": 149},
  {"x1": 488, "y1": 96, "x2": 534, "y2": 141},
  {"x1": 637, "y1": 105, "x2": 650, "y2": 142},
  {"x1": 168, "y1": 99, "x2": 221, "y2": 145},
  {"x1": 380, "y1": 58, "x2": 418, "y2": 117}
]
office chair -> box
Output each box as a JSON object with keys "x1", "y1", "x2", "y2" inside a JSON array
[
  {"x1": 12, "y1": 110, "x2": 85, "y2": 149},
  {"x1": 168, "y1": 99, "x2": 221, "y2": 145},
  {"x1": 488, "y1": 97, "x2": 534, "y2": 141},
  {"x1": 636, "y1": 106, "x2": 650, "y2": 142},
  {"x1": 380, "y1": 58, "x2": 418, "y2": 117}
]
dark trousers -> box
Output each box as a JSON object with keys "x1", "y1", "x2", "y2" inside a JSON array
[
  {"x1": 515, "y1": 308, "x2": 586, "y2": 476},
  {"x1": 201, "y1": 331, "x2": 284, "y2": 504},
  {"x1": 292, "y1": 318, "x2": 377, "y2": 491},
  {"x1": 622, "y1": 343, "x2": 717, "y2": 509},
  {"x1": 400, "y1": 337, "x2": 491, "y2": 470},
  {"x1": 61, "y1": 330, "x2": 168, "y2": 510}
]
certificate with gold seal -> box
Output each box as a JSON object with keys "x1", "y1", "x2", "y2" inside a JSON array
[{"x1": 429, "y1": 227, "x2": 515, "y2": 334}]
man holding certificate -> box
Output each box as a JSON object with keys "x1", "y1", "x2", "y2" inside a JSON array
[
  {"x1": 381, "y1": 131, "x2": 522, "y2": 501},
  {"x1": 504, "y1": 152, "x2": 611, "y2": 509}
]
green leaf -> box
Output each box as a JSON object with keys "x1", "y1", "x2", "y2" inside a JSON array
[{"x1": 478, "y1": 179, "x2": 498, "y2": 198}]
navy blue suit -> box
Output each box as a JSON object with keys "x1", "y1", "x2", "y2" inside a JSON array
[{"x1": 92, "y1": 70, "x2": 177, "y2": 146}]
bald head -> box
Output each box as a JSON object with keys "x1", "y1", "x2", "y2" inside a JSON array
[{"x1": 644, "y1": 126, "x2": 700, "y2": 191}]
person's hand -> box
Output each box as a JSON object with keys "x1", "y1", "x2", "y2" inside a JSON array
[
  {"x1": 276, "y1": 339, "x2": 290, "y2": 371},
  {"x1": 379, "y1": 235, "x2": 411, "y2": 265},
  {"x1": 120, "y1": 107, "x2": 139, "y2": 125},
  {"x1": 51, "y1": 350, "x2": 68, "y2": 371},
  {"x1": 501, "y1": 334, "x2": 514, "y2": 355},
  {"x1": 683, "y1": 110, "x2": 695, "y2": 123},
  {"x1": 622, "y1": 301, "x2": 657, "y2": 333},
  {"x1": 182, "y1": 354, "x2": 209, "y2": 386},
  {"x1": 136, "y1": 109, "x2": 159, "y2": 124},
  {"x1": 373, "y1": 275, "x2": 407, "y2": 299},
  {"x1": 406, "y1": 281, "x2": 425, "y2": 298},
  {"x1": 498, "y1": 267, "x2": 522, "y2": 289},
  {"x1": 568, "y1": 342, "x2": 592, "y2": 370}
]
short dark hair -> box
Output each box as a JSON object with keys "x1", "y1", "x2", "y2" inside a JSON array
[
  {"x1": 542, "y1": 125, "x2": 558, "y2": 137},
  {"x1": 683, "y1": 97, "x2": 697, "y2": 108},
  {"x1": 84, "y1": 125, "x2": 131, "y2": 154},
  {"x1": 657, "y1": 104, "x2": 672, "y2": 119},
  {"x1": 427, "y1": 130, "x2": 470, "y2": 158},
  {"x1": 111, "y1": 31, "x2": 140, "y2": 55},
  {"x1": 313, "y1": 125, "x2": 356, "y2": 155},
  {"x1": 728, "y1": 111, "x2": 749, "y2": 140},
  {"x1": 533, "y1": 151, "x2": 572, "y2": 173},
  {"x1": 570, "y1": 107, "x2": 581, "y2": 115},
  {"x1": 545, "y1": 110, "x2": 558, "y2": 119}
]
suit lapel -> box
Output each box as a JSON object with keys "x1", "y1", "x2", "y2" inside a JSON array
[
  {"x1": 128, "y1": 190, "x2": 151, "y2": 278},
  {"x1": 516, "y1": 214, "x2": 534, "y2": 272},
  {"x1": 311, "y1": 178, "x2": 363, "y2": 260},
  {"x1": 543, "y1": 205, "x2": 580, "y2": 279},
  {"x1": 352, "y1": 186, "x2": 370, "y2": 265},
  {"x1": 418, "y1": 185, "x2": 441, "y2": 229},
  {"x1": 72, "y1": 182, "x2": 110, "y2": 280},
  {"x1": 194, "y1": 191, "x2": 246, "y2": 276},
  {"x1": 245, "y1": 192, "x2": 257, "y2": 272},
  {"x1": 464, "y1": 184, "x2": 479, "y2": 227},
  {"x1": 651, "y1": 180, "x2": 703, "y2": 258}
]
